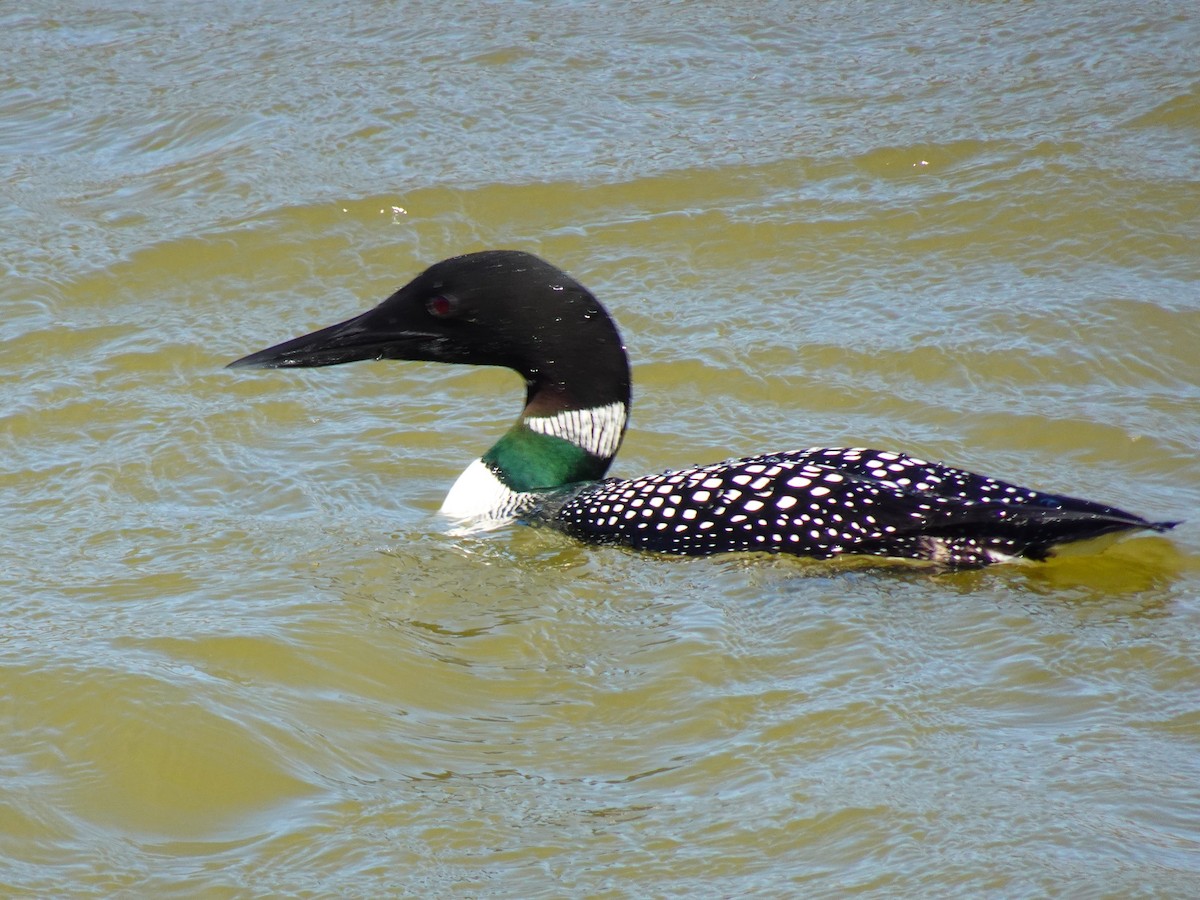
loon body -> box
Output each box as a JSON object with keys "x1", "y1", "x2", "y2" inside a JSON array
[{"x1": 228, "y1": 250, "x2": 1176, "y2": 569}]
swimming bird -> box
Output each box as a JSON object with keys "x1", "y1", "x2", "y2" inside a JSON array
[{"x1": 228, "y1": 249, "x2": 1176, "y2": 569}]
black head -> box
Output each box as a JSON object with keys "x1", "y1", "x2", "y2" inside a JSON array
[{"x1": 228, "y1": 250, "x2": 631, "y2": 411}]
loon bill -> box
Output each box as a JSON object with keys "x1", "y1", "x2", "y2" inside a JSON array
[{"x1": 228, "y1": 249, "x2": 1177, "y2": 569}]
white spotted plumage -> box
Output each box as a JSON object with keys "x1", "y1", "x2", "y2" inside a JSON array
[{"x1": 547, "y1": 446, "x2": 1143, "y2": 566}]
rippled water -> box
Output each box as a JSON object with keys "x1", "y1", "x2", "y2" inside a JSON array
[{"x1": 3, "y1": 2, "x2": 1199, "y2": 896}]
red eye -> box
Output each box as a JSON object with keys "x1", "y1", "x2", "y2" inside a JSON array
[{"x1": 427, "y1": 294, "x2": 457, "y2": 318}]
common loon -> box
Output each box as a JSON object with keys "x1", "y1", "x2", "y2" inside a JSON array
[{"x1": 228, "y1": 249, "x2": 1177, "y2": 569}]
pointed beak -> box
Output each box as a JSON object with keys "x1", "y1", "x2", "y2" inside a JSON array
[{"x1": 226, "y1": 308, "x2": 441, "y2": 370}]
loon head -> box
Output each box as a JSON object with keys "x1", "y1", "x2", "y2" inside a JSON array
[
  {"x1": 228, "y1": 249, "x2": 631, "y2": 415},
  {"x1": 229, "y1": 250, "x2": 634, "y2": 516}
]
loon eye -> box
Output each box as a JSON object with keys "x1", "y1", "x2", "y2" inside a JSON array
[{"x1": 426, "y1": 294, "x2": 458, "y2": 318}]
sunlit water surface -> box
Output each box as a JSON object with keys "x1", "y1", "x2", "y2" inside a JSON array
[{"x1": 3, "y1": 2, "x2": 1199, "y2": 896}]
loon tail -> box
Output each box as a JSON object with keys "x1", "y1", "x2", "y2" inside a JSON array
[{"x1": 932, "y1": 502, "x2": 1178, "y2": 563}]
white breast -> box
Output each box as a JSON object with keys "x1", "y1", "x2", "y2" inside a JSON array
[{"x1": 439, "y1": 458, "x2": 537, "y2": 533}]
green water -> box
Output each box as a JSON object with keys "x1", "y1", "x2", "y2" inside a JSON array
[{"x1": 2, "y1": 2, "x2": 1198, "y2": 896}]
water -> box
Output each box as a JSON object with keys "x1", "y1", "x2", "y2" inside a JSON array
[{"x1": 3, "y1": 1, "x2": 1199, "y2": 895}]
